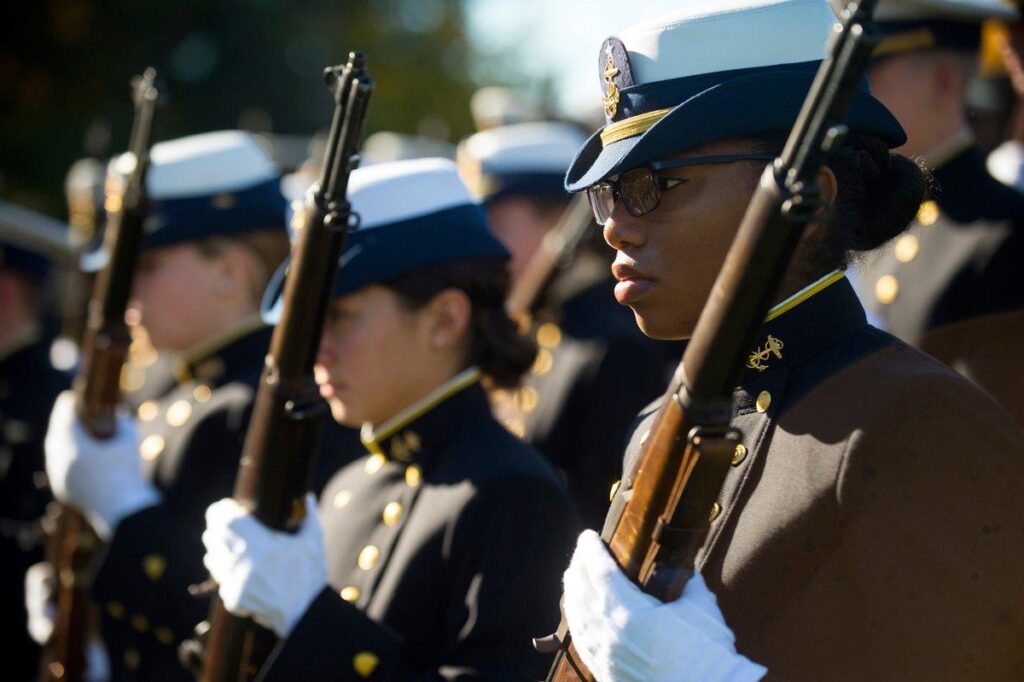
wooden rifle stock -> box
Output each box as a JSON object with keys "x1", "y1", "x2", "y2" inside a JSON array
[
  {"x1": 195, "y1": 52, "x2": 373, "y2": 682},
  {"x1": 543, "y1": 2, "x2": 881, "y2": 679},
  {"x1": 40, "y1": 69, "x2": 160, "y2": 682},
  {"x1": 505, "y1": 193, "x2": 595, "y2": 320}
]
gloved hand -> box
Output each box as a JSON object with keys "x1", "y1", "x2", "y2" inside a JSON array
[
  {"x1": 45, "y1": 391, "x2": 162, "y2": 540},
  {"x1": 563, "y1": 530, "x2": 768, "y2": 682},
  {"x1": 202, "y1": 494, "x2": 326, "y2": 637},
  {"x1": 26, "y1": 562, "x2": 112, "y2": 682},
  {"x1": 25, "y1": 561, "x2": 56, "y2": 645}
]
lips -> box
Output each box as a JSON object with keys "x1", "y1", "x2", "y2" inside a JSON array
[{"x1": 611, "y1": 260, "x2": 655, "y2": 305}]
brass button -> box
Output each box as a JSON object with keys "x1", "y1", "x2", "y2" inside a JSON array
[
  {"x1": 609, "y1": 480, "x2": 621, "y2": 502},
  {"x1": 353, "y1": 651, "x2": 380, "y2": 678},
  {"x1": 131, "y1": 614, "x2": 150, "y2": 633},
  {"x1": 875, "y1": 275, "x2": 899, "y2": 305},
  {"x1": 505, "y1": 417, "x2": 526, "y2": 438},
  {"x1": 140, "y1": 434, "x2": 166, "y2": 461},
  {"x1": 123, "y1": 648, "x2": 141, "y2": 671},
  {"x1": 142, "y1": 554, "x2": 167, "y2": 582},
  {"x1": 732, "y1": 444, "x2": 748, "y2": 466},
  {"x1": 382, "y1": 501, "x2": 403, "y2": 527},
  {"x1": 519, "y1": 386, "x2": 539, "y2": 413},
  {"x1": 106, "y1": 601, "x2": 126, "y2": 620},
  {"x1": 755, "y1": 391, "x2": 772, "y2": 414},
  {"x1": 916, "y1": 200, "x2": 939, "y2": 226},
  {"x1": 165, "y1": 399, "x2": 192, "y2": 427},
  {"x1": 193, "y1": 385, "x2": 213, "y2": 403},
  {"x1": 536, "y1": 323, "x2": 563, "y2": 349},
  {"x1": 709, "y1": 502, "x2": 722, "y2": 522},
  {"x1": 333, "y1": 490, "x2": 352, "y2": 509},
  {"x1": 405, "y1": 464, "x2": 422, "y2": 488},
  {"x1": 154, "y1": 627, "x2": 175, "y2": 646},
  {"x1": 137, "y1": 401, "x2": 159, "y2": 422},
  {"x1": 531, "y1": 349, "x2": 554, "y2": 376},
  {"x1": 340, "y1": 586, "x2": 360, "y2": 603},
  {"x1": 894, "y1": 234, "x2": 919, "y2": 263},
  {"x1": 364, "y1": 453, "x2": 386, "y2": 475},
  {"x1": 358, "y1": 545, "x2": 380, "y2": 571}
]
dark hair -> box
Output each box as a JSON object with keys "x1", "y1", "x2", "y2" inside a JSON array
[
  {"x1": 385, "y1": 258, "x2": 537, "y2": 389},
  {"x1": 746, "y1": 133, "x2": 928, "y2": 274}
]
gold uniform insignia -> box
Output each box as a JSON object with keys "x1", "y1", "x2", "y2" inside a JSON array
[
  {"x1": 746, "y1": 335, "x2": 784, "y2": 372},
  {"x1": 603, "y1": 46, "x2": 621, "y2": 120}
]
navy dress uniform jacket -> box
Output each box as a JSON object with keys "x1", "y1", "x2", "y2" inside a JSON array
[
  {"x1": 91, "y1": 323, "x2": 273, "y2": 681},
  {"x1": 854, "y1": 144, "x2": 1024, "y2": 425},
  {"x1": 257, "y1": 379, "x2": 578, "y2": 682},
  {"x1": 0, "y1": 336, "x2": 69, "y2": 680},
  {"x1": 609, "y1": 275, "x2": 1024, "y2": 679}
]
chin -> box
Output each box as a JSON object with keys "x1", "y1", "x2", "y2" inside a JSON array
[
  {"x1": 631, "y1": 308, "x2": 693, "y2": 342},
  {"x1": 327, "y1": 397, "x2": 361, "y2": 428}
]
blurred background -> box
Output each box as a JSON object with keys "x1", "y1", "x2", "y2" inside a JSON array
[{"x1": 1, "y1": 0, "x2": 688, "y2": 217}]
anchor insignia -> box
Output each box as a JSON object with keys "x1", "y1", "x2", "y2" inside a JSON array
[
  {"x1": 603, "y1": 45, "x2": 621, "y2": 119},
  {"x1": 746, "y1": 335, "x2": 784, "y2": 372}
]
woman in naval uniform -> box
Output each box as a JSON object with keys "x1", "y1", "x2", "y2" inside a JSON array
[
  {"x1": 38, "y1": 130, "x2": 291, "y2": 681},
  {"x1": 201, "y1": 158, "x2": 577, "y2": 681},
  {"x1": 550, "y1": 1, "x2": 1024, "y2": 681}
]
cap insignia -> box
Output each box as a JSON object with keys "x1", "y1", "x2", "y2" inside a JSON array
[
  {"x1": 598, "y1": 38, "x2": 634, "y2": 124},
  {"x1": 603, "y1": 46, "x2": 621, "y2": 120}
]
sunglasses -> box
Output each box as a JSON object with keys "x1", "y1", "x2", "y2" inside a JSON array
[{"x1": 585, "y1": 154, "x2": 776, "y2": 225}]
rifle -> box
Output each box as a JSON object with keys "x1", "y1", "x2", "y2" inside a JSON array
[
  {"x1": 194, "y1": 52, "x2": 373, "y2": 682},
  {"x1": 40, "y1": 68, "x2": 160, "y2": 682},
  {"x1": 505, "y1": 193, "x2": 596, "y2": 321},
  {"x1": 540, "y1": 1, "x2": 882, "y2": 679}
]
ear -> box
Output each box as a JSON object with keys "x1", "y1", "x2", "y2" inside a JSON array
[
  {"x1": 805, "y1": 164, "x2": 839, "y2": 239},
  {"x1": 422, "y1": 288, "x2": 472, "y2": 351},
  {"x1": 212, "y1": 245, "x2": 251, "y2": 297},
  {"x1": 933, "y1": 54, "x2": 967, "y2": 102}
]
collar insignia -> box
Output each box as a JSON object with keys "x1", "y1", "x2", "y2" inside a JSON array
[{"x1": 746, "y1": 335, "x2": 784, "y2": 372}]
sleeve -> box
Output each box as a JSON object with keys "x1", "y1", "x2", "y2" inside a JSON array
[
  {"x1": 258, "y1": 474, "x2": 578, "y2": 682},
  {"x1": 91, "y1": 404, "x2": 250, "y2": 645},
  {"x1": 834, "y1": 371, "x2": 1024, "y2": 679}
]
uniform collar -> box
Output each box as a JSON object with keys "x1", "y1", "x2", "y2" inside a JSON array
[
  {"x1": 737, "y1": 270, "x2": 867, "y2": 388},
  {"x1": 172, "y1": 315, "x2": 270, "y2": 385},
  {"x1": 360, "y1": 367, "x2": 485, "y2": 464}
]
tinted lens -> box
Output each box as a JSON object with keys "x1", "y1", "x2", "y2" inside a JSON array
[
  {"x1": 619, "y1": 167, "x2": 660, "y2": 217},
  {"x1": 586, "y1": 183, "x2": 615, "y2": 225}
]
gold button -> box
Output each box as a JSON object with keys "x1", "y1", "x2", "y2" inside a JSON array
[
  {"x1": 531, "y1": 349, "x2": 554, "y2": 376},
  {"x1": 732, "y1": 444, "x2": 748, "y2": 466},
  {"x1": 154, "y1": 627, "x2": 175, "y2": 646},
  {"x1": 894, "y1": 234, "x2": 919, "y2": 263},
  {"x1": 193, "y1": 385, "x2": 213, "y2": 403},
  {"x1": 107, "y1": 601, "x2": 126, "y2": 620},
  {"x1": 875, "y1": 275, "x2": 899, "y2": 305},
  {"x1": 519, "y1": 386, "x2": 539, "y2": 413},
  {"x1": 353, "y1": 651, "x2": 380, "y2": 678},
  {"x1": 709, "y1": 502, "x2": 722, "y2": 522},
  {"x1": 166, "y1": 400, "x2": 192, "y2": 427},
  {"x1": 505, "y1": 417, "x2": 526, "y2": 438},
  {"x1": 755, "y1": 391, "x2": 772, "y2": 414},
  {"x1": 142, "y1": 554, "x2": 167, "y2": 582},
  {"x1": 120, "y1": 364, "x2": 146, "y2": 393},
  {"x1": 358, "y1": 545, "x2": 380, "y2": 571},
  {"x1": 123, "y1": 648, "x2": 141, "y2": 671},
  {"x1": 340, "y1": 586, "x2": 361, "y2": 603},
  {"x1": 609, "y1": 480, "x2": 621, "y2": 501},
  {"x1": 382, "y1": 501, "x2": 403, "y2": 527},
  {"x1": 364, "y1": 453, "x2": 386, "y2": 475},
  {"x1": 916, "y1": 200, "x2": 939, "y2": 226},
  {"x1": 333, "y1": 490, "x2": 352, "y2": 509},
  {"x1": 140, "y1": 434, "x2": 166, "y2": 461},
  {"x1": 536, "y1": 323, "x2": 563, "y2": 349},
  {"x1": 137, "y1": 401, "x2": 159, "y2": 422},
  {"x1": 405, "y1": 464, "x2": 422, "y2": 488},
  {"x1": 131, "y1": 614, "x2": 150, "y2": 633}
]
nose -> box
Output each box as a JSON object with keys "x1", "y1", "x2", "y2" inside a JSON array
[
  {"x1": 603, "y1": 204, "x2": 646, "y2": 251},
  {"x1": 316, "y1": 327, "x2": 336, "y2": 367}
]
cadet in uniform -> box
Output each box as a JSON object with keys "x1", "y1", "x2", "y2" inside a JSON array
[
  {"x1": 39, "y1": 130, "x2": 291, "y2": 681},
  {"x1": 202, "y1": 158, "x2": 577, "y2": 681},
  {"x1": 0, "y1": 202, "x2": 71, "y2": 680},
  {"x1": 458, "y1": 121, "x2": 671, "y2": 528},
  {"x1": 852, "y1": 0, "x2": 1024, "y2": 424},
  {"x1": 553, "y1": 1, "x2": 1024, "y2": 679}
]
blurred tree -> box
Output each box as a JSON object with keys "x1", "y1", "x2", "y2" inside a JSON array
[{"x1": 1, "y1": 0, "x2": 483, "y2": 214}]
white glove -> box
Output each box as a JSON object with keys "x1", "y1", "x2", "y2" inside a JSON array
[
  {"x1": 45, "y1": 391, "x2": 162, "y2": 540},
  {"x1": 202, "y1": 494, "x2": 326, "y2": 637},
  {"x1": 25, "y1": 561, "x2": 56, "y2": 645},
  {"x1": 563, "y1": 530, "x2": 767, "y2": 682}
]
